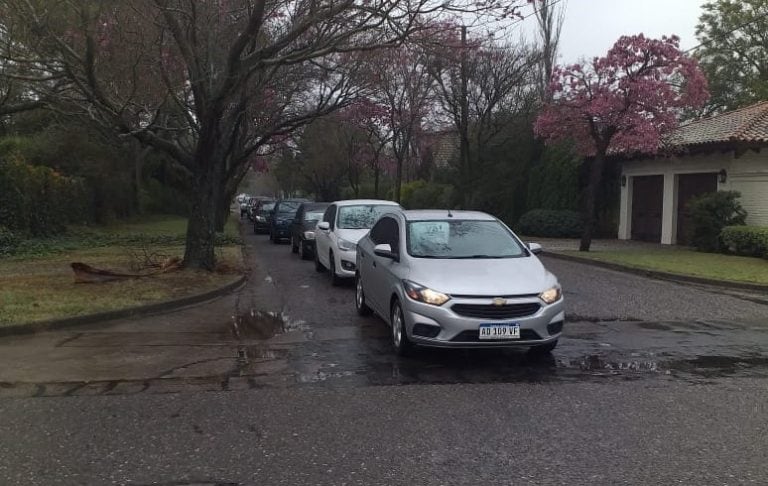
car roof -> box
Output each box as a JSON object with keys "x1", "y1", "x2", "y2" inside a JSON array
[
  {"x1": 397, "y1": 210, "x2": 497, "y2": 221},
  {"x1": 332, "y1": 199, "x2": 400, "y2": 207},
  {"x1": 301, "y1": 202, "x2": 330, "y2": 209}
]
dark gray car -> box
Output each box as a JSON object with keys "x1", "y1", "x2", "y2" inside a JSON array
[
  {"x1": 355, "y1": 210, "x2": 564, "y2": 355},
  {"x1": 290, "y1": 202, "x2": 330, "y2": 259}
]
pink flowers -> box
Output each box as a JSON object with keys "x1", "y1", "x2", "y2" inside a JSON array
[{"x1": 535, "y1": 34, "x2": 709, "y2": 156}]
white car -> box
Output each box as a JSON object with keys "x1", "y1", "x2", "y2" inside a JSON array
[{"x1": 314, "y1": 199, "x2": 402, "y2": 285}]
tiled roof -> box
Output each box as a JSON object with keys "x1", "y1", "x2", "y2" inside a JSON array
[{"x1": 669, "y1": 101, "x2": 768, "y2": 147}]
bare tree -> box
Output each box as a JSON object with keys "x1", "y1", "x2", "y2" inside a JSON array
[
  {"x1": 422, "y1": 29, "x2": 540, "y2": 206},
  {"x1": 0, "y1": 0, "x2": 530, "y2": 269},
  {"x1": 534, "y1": 0, "x2": 566, "y2": 102}
]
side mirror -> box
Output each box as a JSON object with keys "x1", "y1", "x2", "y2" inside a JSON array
[
  {"x1": 317, "y1": 221, "x2": 330, "y2": 231},
  {"x1": 527, "y1": 242, "x2": 543, "y2": 255},
  {"x1": 374, "y1": 243, "x2": 398, "y2": 260}
]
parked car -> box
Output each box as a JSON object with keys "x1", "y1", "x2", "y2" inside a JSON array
[
  {"x1": 290, "y1": 202, "x2": 330, "y2": 260},
  {"x1": 354, "y1": 210, "x2": 564, "y2": 355},
  {"x1": 246, "y1": 196, "x2": 269, "y2": 221},
  {"x1": 252, "y1": 199, "x2": 275, "y2": 234},
  {"x1": 314, "y1": 199, "x2": 401, "y2": 285},
  {"x1": 269, "y1": 198, "x2": 311, "y2": 243},
  {"x1": 239, "y1": 195, "x2": 252, "y2": 218}
]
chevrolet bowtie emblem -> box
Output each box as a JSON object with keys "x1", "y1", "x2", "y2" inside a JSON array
[{"x1": 492, "y1": 298, "x2": 506, "y2": 306}]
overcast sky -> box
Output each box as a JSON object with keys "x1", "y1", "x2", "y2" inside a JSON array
[{"x1": 518, "y1": 0, "x2": 708, "y2": 64}]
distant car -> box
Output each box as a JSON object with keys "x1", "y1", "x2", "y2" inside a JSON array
[
  {"x1": 313, "y1": 199, "x2": 401, "y2": 285},
  {"x1": 239, "y1": 195, "x2": 252, "y2": 218},
  {"x1": 290, "y1": 202, "x2": 330, "y2": 260},
  {"x1": 246, "y1": 196, "x2": 267, "y2": 221},
  {"x1": 269, "y1": 198, "x2": 311, "y2": 243},
  {"x1": 252, "y1": 199, "x2": 275, "y2": 234},
  {"x1": 354, "y1": 210, "x2": 564, "y2": 355}
]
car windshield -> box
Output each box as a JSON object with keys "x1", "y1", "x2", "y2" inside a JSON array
[
  {"x1": 406, "y1": 220, "x2": 526, "y2": 259},
  {"x1": 277, "y1": 201, "x2": 301, "y2": 215},
  {"x1": 337, "y1": 205, "x2": 397, "y2": 229},
  {"x1": 304, "y1": 210, "x2": 325, "y2": 222}
]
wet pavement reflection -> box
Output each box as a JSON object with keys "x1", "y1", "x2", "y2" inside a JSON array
[{"x1": 223, "y1": 308, "x2": 768, "y2": 389}]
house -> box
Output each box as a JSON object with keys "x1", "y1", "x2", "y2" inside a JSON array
[{"x1": 618, "y1": 101, "x2": 768, "y2": 245}]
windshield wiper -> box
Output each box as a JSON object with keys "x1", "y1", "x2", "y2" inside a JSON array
[{"x1": 455, "y1": 255, "x2": 509, "y2": 259}]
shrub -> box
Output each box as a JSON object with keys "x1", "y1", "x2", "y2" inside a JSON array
[
  {"x1": 720, "y1": 225, "x2": 768, "y2": 258},
  {"x1": 0, "y1": 225, "x2": 21, "y2": 256},
  {"x1": 516, "y1": 209, "x2": 584, "y2": 238},
  {"x1": 686, "y1": 191, "x2": 747, "y2": 252},
  {"x1": 400, "y1": 180, "x2": 455, "y2": 210}
]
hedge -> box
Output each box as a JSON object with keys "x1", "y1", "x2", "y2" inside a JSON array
[
  {"x1": 516, "y1": 209, "x2": 584, "y2": 238},
  {"x1": 0, "y1": 155, "x2": 90, "y2": 237},
  {"x1": 685, "y1": 191, "x2": 747, "y2": 252},
  {"x1": 720, "y1": 226, "x2": 768, "y2": 259}
]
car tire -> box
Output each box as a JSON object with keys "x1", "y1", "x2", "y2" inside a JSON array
[
  {"x1": 328, "y1": 253, "x2": 342, "y2": 287},
  {"x1": 355, "y1": 273, "x2": 373, "y2": 316},
  {"x1": 314, "y1": 249, "x2": 324, "y2": 272},
  {"x1": 390, "y1": 300, "x2": 413, "y2": 356},
  {"x1": 299, "y1": 241, "x2": 310, "y2": 260},
  {"x1": 271, "y1": 230, "x2": 279, "y2": 244},
  {"x1": 529, "y1": 339, "x2": 558, "y2": 354},
  {"x1": 291, "y1": 236, "x2": 299, "y2": 254}
]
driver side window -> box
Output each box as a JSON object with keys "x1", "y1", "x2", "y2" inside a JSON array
[
  {"x1": 323, "y1": 205, "x2": 337, "y2": 230},
  {"x1": 370, "y1": 217, "x2": 400, "y2": 253}
]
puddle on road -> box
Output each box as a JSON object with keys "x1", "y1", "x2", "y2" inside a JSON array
[{"x1": 231, "y1": 310, "x2": 310, "y2": 340}]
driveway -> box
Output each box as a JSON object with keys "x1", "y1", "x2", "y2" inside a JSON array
[{"x1": 1, "y1": 226, "x2": 768, "y2": 484}]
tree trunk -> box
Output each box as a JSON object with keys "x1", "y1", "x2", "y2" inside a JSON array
[
  {"x1": 373, "y1": 166, "x2": 380, "y2": 198},
  {"x1": 214, "y1": 190, "x2": 232, "y2": 233},
  {"x1": 579, "y1": 151, "x2": 606, "y2": 252},
  {"x1": 183, "y1": 154, "x2": 223, "y2": 270},
  {"x1": 395, "y1": 158, "x2": 403, "y2": 203}
]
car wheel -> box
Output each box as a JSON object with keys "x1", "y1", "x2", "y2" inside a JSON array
[
  {"x1": 314, "y1": 249, "x2": 324, "y2": 272},
  {"x1": 271, "y1": 231, "x2": 279, "y2": 244},
  {"x1": 299, "y1": 241, "x2": 309, "y2": 260},
  {"x1": 355, "y1": 273, "x2": 372, "y2": 316},
  {"x1": 328, "y1": 253, "x2": 342, "y2": 286},
  {"x1": 291, "y1": 236, "x2": 299, "y2": 254},
  {"x1": 529, "y1": 339, "x2": 558, "y2": 354},
  {"x1": 390, "y1": 300, "x2": 413, "y2": 356}
]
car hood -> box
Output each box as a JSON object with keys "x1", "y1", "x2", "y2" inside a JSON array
[
  {"x1": 406, "y1": 256, "x2": 557, "y2": 296},
  {"x1": 336, "y1": 228, "x2": 370, "y2": 244}
]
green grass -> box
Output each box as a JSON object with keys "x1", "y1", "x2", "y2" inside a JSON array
[
  {"x1": 0, "y1": 215, "x2": 244, "y2": 327},
  {"x1": 562, "y1": 248, "x2": 768, "y2": 285}
]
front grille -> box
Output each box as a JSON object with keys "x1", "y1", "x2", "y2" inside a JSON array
[
  {"x1": 412, "y1": 323, "x2": 441, "y2": 338},
  {"x1": 450, "y1": 329, "x2": 541, "y2": 342},
  {"x1": 451, "y1": 302, "x2": 541, "y2": 319}
]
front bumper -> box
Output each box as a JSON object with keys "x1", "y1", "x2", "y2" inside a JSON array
[
  {"x1": 272, "y1": 227, "x2": 291, "y2": 239},
  {"x1": 402, "y1": 296, "x2": 564, "y2": 348},
  {"x1": 335, "y1": 249, "x2": 357, "y2": 278}
]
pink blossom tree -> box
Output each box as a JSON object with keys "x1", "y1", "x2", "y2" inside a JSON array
[{"x1": 534, "y1": 34, "x2": 709, "y2": 251}]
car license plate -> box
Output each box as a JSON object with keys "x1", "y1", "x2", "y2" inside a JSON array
[{"x1": 479, "y1": 324, "x2": 520, "y2": 340}]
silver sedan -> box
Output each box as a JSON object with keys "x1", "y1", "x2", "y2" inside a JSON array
[{"x1": 355, "y1": 210, "x2": 564, "y2": 355}]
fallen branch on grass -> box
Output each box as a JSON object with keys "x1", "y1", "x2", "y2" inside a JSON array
[{"x1": 70, "y1": 257, "x2": 182, "y2": 283}]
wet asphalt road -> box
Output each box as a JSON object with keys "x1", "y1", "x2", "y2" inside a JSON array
[{"x1": 1, "y1": 224, "x2": 768, "y2": 485}]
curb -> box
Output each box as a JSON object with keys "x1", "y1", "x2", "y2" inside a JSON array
[
  {"x1": 543, "y1": 252, "x2": 768, "y2": 292},
  {"x1": 0, "y1": 275, "x2": 247, "y2": 338}
]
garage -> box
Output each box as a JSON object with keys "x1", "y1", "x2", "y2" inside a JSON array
[{"x1": 630, "y1": 175, "x2": 663, "y2": 242}]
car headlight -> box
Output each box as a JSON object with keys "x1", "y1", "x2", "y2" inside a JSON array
[
  {"x1": 303, "y1": 231, "x2": 315, "y2": 240},
  {"x1": 337, "y1": 238, "x2": 356, "y2": 251},
  {"x1": 403, "y1": 280, "x2": 451, "y2": 306},
  {"x1": 539, "y1": 286, "x2": 562, "y2": 304},
  {"x1": 256, "y1": 216, "x2": 265, "y2": 222}
]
